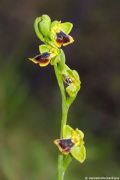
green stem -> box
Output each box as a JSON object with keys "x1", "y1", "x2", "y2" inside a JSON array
[{"x1": 54, "y1": 64, "x2": 69, "y2": 180}]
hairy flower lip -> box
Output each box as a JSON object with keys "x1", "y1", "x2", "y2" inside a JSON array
[
  {"x1": 29, "y1": 52, "x2": 51, "y2": 67},
  {"x1": 56, "y1": 31, "x2": 74, "y2": 47},
  {"x1": 54, "y1": 138, "x2": 74, "y2": 155},
  {"x1": 35, "y1": 52, "x2": 50, "y2": 62},
  {"x1": 56, "y1": 31, "x2": 70, "y2": 44}
]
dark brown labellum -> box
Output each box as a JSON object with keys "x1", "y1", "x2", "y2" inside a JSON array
[
  {"x1": 54, "y1": 138, "x2": 74, "y2": 154},
  {"x1": 56, "y1": 31, "x2": 70, "y2": 45},
  {"x1": 34, "y1": 52, "x2": 50, "y2": 63}
]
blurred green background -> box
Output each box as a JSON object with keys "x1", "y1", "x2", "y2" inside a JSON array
[{"x1": 0, "y1": 0, "x2": 120, "y2": 179}]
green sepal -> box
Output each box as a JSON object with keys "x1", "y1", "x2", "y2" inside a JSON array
[
  {"x1": 60, "y1": 22, "x2": 73, "y2": 34},
  {"x1": 34, "y1": 17, "x2": 45, "y2": 42},
  {"x1": 71, "y1": 145, "x2": 86, "y2": 163},
  {"x1": 39, "y1": 15, "x2": 51, "y2": 37},
  {"x1": 39, "y1": 44, "x2": 50, "y2": 54}
]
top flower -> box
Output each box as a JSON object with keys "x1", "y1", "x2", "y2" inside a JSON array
[
  {"x1": 34, "y1": 15, "x2": 74, "y2": 48},
  {"x1": 50, "y1": 21, "x2": 74, "y2": 47}
]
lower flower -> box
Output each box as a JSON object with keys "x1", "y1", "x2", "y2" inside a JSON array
[{"x1": 54, "y1": 125, "x2": 86, "y2": 163}]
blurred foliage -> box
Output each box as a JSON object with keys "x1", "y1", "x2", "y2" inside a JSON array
[{"x1": 0, "y1": 0, "x2": 120, "y2": 179}]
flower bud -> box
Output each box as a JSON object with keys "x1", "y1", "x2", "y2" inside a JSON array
[
  {"x1": 39, "y1": 15, "x2": 51, "y2": 36},
  {"x1": 34, "y1": 15, "x2": 51, "y2": 42}
]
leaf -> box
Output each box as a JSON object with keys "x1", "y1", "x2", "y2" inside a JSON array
[
  {"x1": 63, "y1": 125, "x2": 73, "y2": 138},
  {"x1": 71, "y1": 145, "x2": 86, "y2": 163},
  {"x1": 60, "y1": 22, "x2": 73, "y2": 34},
  {"x1": 39, "y1": 45, "x2": 50, "y2": 54}
]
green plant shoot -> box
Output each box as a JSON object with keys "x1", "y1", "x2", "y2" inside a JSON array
[{"x1": 28, "y1": 14, "x2": 86, "y2": 180}]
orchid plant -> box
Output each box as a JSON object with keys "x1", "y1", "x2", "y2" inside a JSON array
[{"x1": 29, "y1": 14, "x2": 86, "y2": 180}]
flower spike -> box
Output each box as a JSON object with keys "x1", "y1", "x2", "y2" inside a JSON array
[{"x1": 29, "y1": 15, "x2": 86, "y2": 179}]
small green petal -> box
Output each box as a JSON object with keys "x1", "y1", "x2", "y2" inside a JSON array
[
  {"x1": 71, "y1": 145, "x2": 86, "y2": 163},
  {"x1": 63, "y1": 125, "x2": 73, "y2": 138},
  {"x1": 60, "y1": 22, "x2": 73, "y2": 34}
]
